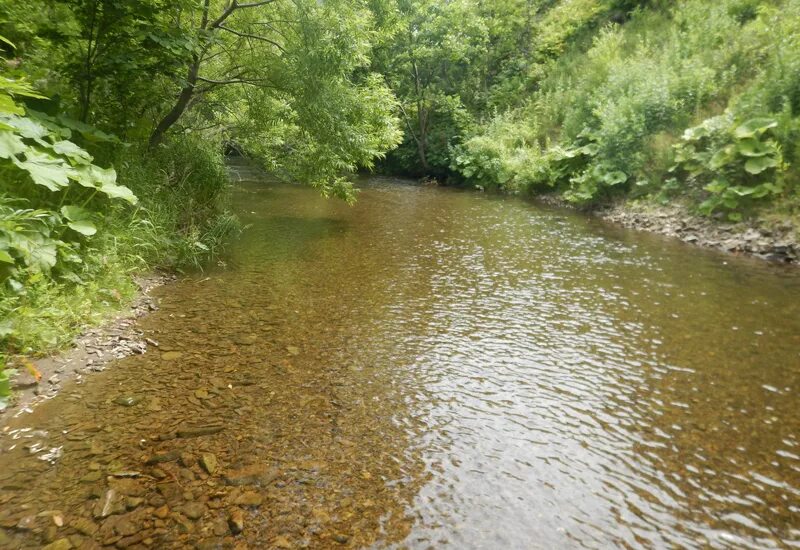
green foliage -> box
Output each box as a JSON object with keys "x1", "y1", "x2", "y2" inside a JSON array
[
  {"x1": 671, "y1": 114, "x2": 786, "y2": 219},
  {"x1": 445, "y1": 0, "x2": 800, "y2": 217}
]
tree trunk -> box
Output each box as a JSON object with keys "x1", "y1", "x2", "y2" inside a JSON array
[{"x1": 148, "y1": 59, "x2": 200, "y2": 149}]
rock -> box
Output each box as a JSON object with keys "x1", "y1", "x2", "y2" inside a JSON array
[
  {"x1": 233, "y1": 491, "x2": 262, "y2": 507},
  {"x1": 175, "y1": 426, "x2": 224, "y2": 438},
  {"x1": 114, "y1": 516, "x2": 139, "y2": 537},
  {"x1": 179, "y1": 502, "x2": 205, "y2": 520},
  {"x1": 332, "y1": 534, "x2": 350, "y2": 544},
  {"x1": 16, "y1": 515, "x2": 37, "y2": 530},
  {"x1": 113, "y1": 396, "x2": 141, "y2": 407},
  {"x1": 71, "y1": 517, "x2": 99, "y2": 536},
  {"x1": 80, "y1": 471, "x2": 103, "y2": 483},
  {"x1": 194, "y1": 389, "x2": 210, "y2": 399},
  {"x1": 224, "y1": 464, "x2": 279, "y2": 486},
  {"x1": 179, "y1": 453, "x2": 196, "y2": 468},
  {"x1": 144, "y1": 451, "x2": 180, "y2": 465},
  {"x1": 109, "y1": 479, "x2": 146, "y2": 497},
  {"x1": 160, "y1": 351, "x2": 183, "y2": 361},
  {"x1": 93, "y1": 490, "x2": 126, "y2": 519},
  {"x1": 42, "y1": 538, "x2": 73, "y2": 550},
  {"x1": 153, "y1": 505, "x2": 169, "y2": 519},
  {"x1": 272, "y1": 535, "x2": 292, "y2": 548},
  {"x1": 228, "y1": 508, "x2": 244, "y2": 535},
  {"x1": 200, "y1": 453, "x2": 218, "y2": 475},
  {"x1": 286, "y1": 346, "x2": 300, "y2": 356}
]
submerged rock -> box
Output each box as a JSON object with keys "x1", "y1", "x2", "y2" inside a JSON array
[
  {"x1": 200, "y1": 453, "x2": 218, "y2": 475},
  {"x1": 224, "y1": 464, "x2": 278, "y2": 486}
]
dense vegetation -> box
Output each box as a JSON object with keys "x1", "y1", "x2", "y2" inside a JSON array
[
  {"x1": 1, "y1": 0, "x2": 799, "y2": 406},
  {"x1": 374, "y1": 0, "x2": 799, "y2": 222}
]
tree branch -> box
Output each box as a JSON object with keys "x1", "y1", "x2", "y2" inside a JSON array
[{"x1": 217, "y1": 24, "x2": 286, "y2": 52}]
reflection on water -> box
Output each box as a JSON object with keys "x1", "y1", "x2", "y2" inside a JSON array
[{"x1": 1, "y1": 174, "x2": 799, "y2": 549}]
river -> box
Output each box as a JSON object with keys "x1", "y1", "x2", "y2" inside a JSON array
[{"x1": 1, "y1": 173, "x2": 799, "y2": 549}]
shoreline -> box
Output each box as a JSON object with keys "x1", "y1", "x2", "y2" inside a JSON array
[
  {"x1": 0, "y1": 273, "x2": 174, "y2": 428},
  {"x1": 534, "y1": 194, "x2": 798, "y2": 264}
]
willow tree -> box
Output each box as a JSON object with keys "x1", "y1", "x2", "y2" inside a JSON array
[{"x1": 146, "y1": 0, "x2": 401, "y2": 198}]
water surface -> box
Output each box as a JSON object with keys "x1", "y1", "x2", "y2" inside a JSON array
[{"x1": 1, "y1": 173, "x2": 799, "y2": 549}]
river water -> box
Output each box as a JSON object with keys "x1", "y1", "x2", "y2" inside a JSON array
[{"x1": 1, "y1": 174, "x2": 800, "y2": 549}]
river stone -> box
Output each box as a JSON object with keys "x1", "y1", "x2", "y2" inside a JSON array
[
  {"x1": 200, "y1": 453, "x2": 218, "y2": 475},
  {"x1": 42, "y1": 539, "x2": 73, "y2": 550},
  {"x1": 233, "y1": 491, "x2": 262, "y2": 507},
  {"x1": 71, "y1": 516, "x2": 98, "y2": 536},
  {"x1": 228, "y1": 508, "x2": 244, "y2": 535},
  {"x1": 109, "y1": 478, "x2": 146, "y2": 497},
  {"x1": 286, "y1": 346, "x2": 300, "y2": 356},
  {"x1": 180, "y1": 502, "x2": 205, "y2": 520},
  {"x1": 224, "y1": 464, "x2": 279, "y2": 486},
  {"x1": 179, "y1": 453, "x2": 196, "y2": 468},
  {"x1": 93, "y1": 489, "x2": 126, "y2": 519},
  {"x1": 160, "y1": 351, "x2": 183, "y2": 361},
  {"x1": 113, "y1": 396, "x2": 141, "y2": 407}
]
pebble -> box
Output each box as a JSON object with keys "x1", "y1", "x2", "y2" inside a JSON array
[
  {"x1": 200, "y1": 453, "x2": 218, "y2": 475},
  {"x1": 228, "y1": 508, "x2": 245, "y2": 535}
]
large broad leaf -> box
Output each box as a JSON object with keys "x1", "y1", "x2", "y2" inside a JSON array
[
  {"x1": 1, "y1": 115, "x2": 49, "y2": 140},
  {"x1": 744, "y1": 156, "x2": 779, "y2": 174},
  {"x1": 51, "y1": 140, "x2": 93, "y2": 164},
  {"x1": 736, "y1": 138, "x2": 774, "y2": 157},
  {"x1": 0, "y1": 93, "x2": 24, "y2": 115},
  {"x1": 13, "y1": 150, "x2": 74, "y2": 191},
  {"x1": 66, "y1": 219, "x2": 97, "y2": 236},
  {"x1": 0, "y1": 248, "x2": 13, "y2": 263},
  {"x1": 0, "y1": 129, "x2": 25, "y2": 159},
  {"x1": 60, "y1": 205, "x2": 97, "y2": 236},
  {"x1": 602, "y1": 170, "x2": 627, "y2": 186},
  {"x1": 709, "y1": 145, "x2": 736, "y2": 169},
  {"x1": 734, "y1": 118, "x2": 778, "y2": 139},
  {"x1": 60, "y1": 204, "x2": 92, "y2": 222},
  {"x1": 100, "y1": 181, "x2": 138, "y2": 204}
]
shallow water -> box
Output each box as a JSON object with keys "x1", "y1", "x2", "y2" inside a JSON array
[{"x1": 1, "y1": 174, "x2": 800, "y2": 549}]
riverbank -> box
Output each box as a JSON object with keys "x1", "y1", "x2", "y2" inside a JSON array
[
  {"x1": 535, "y1": 194, "x2": 799, "y2": 264},
  {"x1": 0, "y1": 274, "x2": 174, "y2": 426}
]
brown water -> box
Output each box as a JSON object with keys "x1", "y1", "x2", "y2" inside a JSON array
[{"x1": 1, "y1": 175, "x2": 800, "y2": 549}]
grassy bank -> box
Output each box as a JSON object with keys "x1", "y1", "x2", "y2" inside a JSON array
[
  {"x1": 0, "y1": 131, "x2": 237, "y2": 408},
  {"x1": 451, "y1": 0, "x2": 800, "y2": 221}
]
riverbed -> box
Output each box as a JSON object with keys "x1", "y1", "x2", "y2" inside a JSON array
[{"x1": 1, "y1": 175, "x2": 799, "y2": 549}]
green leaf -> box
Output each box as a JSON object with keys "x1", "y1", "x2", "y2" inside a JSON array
[
  {"x1": 744, "y1": 156, "x2": 778, "y2": 174},
  {"x1": 60, "y1": 205, "x2": 92, "y2": 222},
  {"x1": 736, "y1": 138, "x2": 774, "y2": 157},
  {"x1": 51, "y1": 140, "x2": 93, "y2": 164},
  {"x1": 734, "y1": 118, "x2": 778, "y2": 139},
  {"x1": 1, "y1": 115, "x2": 48, "y2": 140},
  {"x1": 67, "y1": 220, "x2": 97, "y2": 236},
  {"x1": 0, "y1": 249, "x2": 13, "y2": 263},
  {"x1": 0, "y1": 93, "x2": 24, "y2": 115},
  {"x1": 602, "y1": 170, "x2": 627, "y2": 185},
  {"x1": 13, "y1": 150, "x2": 75, "y2": 191},
  {"x1": 0, "y1": 129, "x2": 25, "y2": 159},
  {"x1": 709, "y1": 145, "x2": 735, "y2": 169}
]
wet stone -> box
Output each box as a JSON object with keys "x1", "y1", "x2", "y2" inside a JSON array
[
  {"x1": 224, "y1": 464, "x2": 278, "y2": 486},
  {"x1": 71, "y1": 516, "x2": 99, "y2": 536},
  {"x1": 228, "y1": 508, "x2": 245, "y2": 535},
  {"x1": 179, "y1": 502, "x2": 205, "y2": 520},
  {"x1": 233, "y1": 491, "x2": 262, "y2": 507},
  {"x1": 200, "y1": 453, "x2": 218, "y2": 475},
  {"x1": 113, "y1": 396, "x2": 141, "y2": 407},
  {"x1": 42, "y1": 538, "x2": 73, "y2": 550}
]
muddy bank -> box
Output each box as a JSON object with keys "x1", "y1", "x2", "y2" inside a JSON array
[
  {"x1": 536, "y1": 194, "x2": 799, "y2": 264},
  {"x1": 1, "y1": 274, "x2": 175, "y2": 426}
]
